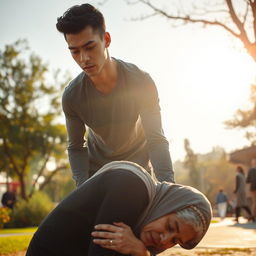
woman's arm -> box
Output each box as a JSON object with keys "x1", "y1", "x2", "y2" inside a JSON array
[{"x1": 234, "y1": 175, "x2": 239, "y2": 193}]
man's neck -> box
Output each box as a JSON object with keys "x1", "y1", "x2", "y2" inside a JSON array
[{"x1": 90, "y1": 57, "x2": 118, "y2": 94}]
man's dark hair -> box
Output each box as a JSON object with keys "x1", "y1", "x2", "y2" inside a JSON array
[{"x1": 56, "y1": 4, "x2": 106, "y2": 38}]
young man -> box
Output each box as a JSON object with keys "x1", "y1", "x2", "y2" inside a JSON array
[
  {"x1": 56, "y1": 4, "x2": 174, "y2": 186},
  {"x1": 246, "y1": 158, "x2": 256, "y2": 219}
]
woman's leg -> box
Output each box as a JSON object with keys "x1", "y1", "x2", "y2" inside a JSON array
[
  {"x1": 235, "y1": 207, "x2": 240, "y2": 222},
  {"x1": 242, "y1": 206, "x2": 255, "y2": 221}
]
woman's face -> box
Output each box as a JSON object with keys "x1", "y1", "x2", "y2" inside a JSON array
[{"x1": 140, "y1": 213, "x2": 196, "y2": 254}]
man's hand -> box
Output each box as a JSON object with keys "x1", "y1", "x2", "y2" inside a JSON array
[{"x1": 91, "y1": 222, "x2": 150, "y2": 256}]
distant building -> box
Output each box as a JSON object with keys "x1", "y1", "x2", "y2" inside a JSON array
[{"x1": 229, "y1": 145, "x2": 256, "y2": 167}]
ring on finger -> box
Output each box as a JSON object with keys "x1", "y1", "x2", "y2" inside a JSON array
[{"x1": 109, "y1": 239, "x2": 113, "y2": 246}]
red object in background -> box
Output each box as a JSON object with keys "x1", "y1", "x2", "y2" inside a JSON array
[{"x1": 0, "y1": 181, "x2": 20, "y2": 192}]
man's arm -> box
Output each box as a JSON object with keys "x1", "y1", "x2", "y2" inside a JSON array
[
  {"x1": 62, "y1": 92, "x2": 89, "y2": 186},
  {"x1": 138, "y1": 76, "x2": 175, "y2": 183}
]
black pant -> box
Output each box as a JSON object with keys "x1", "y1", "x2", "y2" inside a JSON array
[{"x1": 235, "y1": 206, "x2": 252, "y2": 219}]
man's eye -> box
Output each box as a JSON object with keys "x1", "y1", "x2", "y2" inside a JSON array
[
  {"x1": 86, "y1": 45, "x2": 95, "y2": 50},
  {"x1": 71, "y1": 51, "x2": 79, "y2": 55}
]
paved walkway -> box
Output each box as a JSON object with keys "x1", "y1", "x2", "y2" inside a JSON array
[
  {"x1": 159, "y1": 217, "x2": 256, "y2": 256},
  {"x1": 197, "y1": 217, "x2": 256, "y2": 248}
]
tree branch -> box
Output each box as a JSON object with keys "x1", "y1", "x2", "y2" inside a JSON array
[
  {"x1": 248, "y1": 0, "x2": 256, "y2": 40},
  {"x1": 138, "y1": 0, "x2": 240, "y2": 38},
  {"x1": 2, "y1": 138, "x2": 20, "y2": 176},
  {"x1": 225, "y1": 0, "x2": 251, "y2": 42},
  {"x1": 28, "y1": 153, "x2": 51, "y2": 198},
  {"x1": 242, "y1": 1, "x2": 250, "y2": 25},
  {"x1": 38, "y1": 164, "x2": 68, "y2": 192}
]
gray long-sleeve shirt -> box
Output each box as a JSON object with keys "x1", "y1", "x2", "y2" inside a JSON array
[{"x1": 62, "y1": 59, "x2": 174, "y2": 186}]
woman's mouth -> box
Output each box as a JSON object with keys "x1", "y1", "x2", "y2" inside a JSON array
[{"x1": 147, "y1": 232, "x2": 157, "y2": 246}]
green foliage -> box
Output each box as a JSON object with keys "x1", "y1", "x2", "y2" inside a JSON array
[
  {"x1": 225, "y1": 83, "x2": 256, "y2": 144},
  {"x1": 183, "y1": 138, "x2": 201, "y2": 189},
  {"x1": 0, "y1": 39, "x2": 70, "y2": 200},
  {"x1": 0, "y1": 227, "x2": 37, "y2": 234},
  {"x1": 175, "y1": 146, "x2": 236, "y2": 204},
  {"x1": 0, "y1": 235, "x2": 32, "y2": 254},
  {"x1": 44, "y1": 169, "x2": 75, "y2": 202},
  {"x1": 10, "y1": 192, "x2": 53, "y2": 227},
  {"x1": 0, "y1": 207, "x2": 11, "y2": 229}
]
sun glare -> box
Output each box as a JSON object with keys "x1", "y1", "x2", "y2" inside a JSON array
[{"x1": 159, "y1": 33, "x2": 256, "y2": 160}]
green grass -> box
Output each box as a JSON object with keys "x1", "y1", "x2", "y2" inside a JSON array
[
  {"x1": 197, "y1": 248, "x2": 252, "y2": 255},
  {"x1": 0, "y1": 235, "x2": 32, "y2": 254},
  {"x1": 0, "y1": 227, "x2": 37, "y2": 234}
]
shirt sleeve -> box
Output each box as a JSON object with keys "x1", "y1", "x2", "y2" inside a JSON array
[
  {"x1": 87, "y1": 171, "x2": 149, "y2": 256},
  {"x1": 138, "y1": 74, "x2": 175, "y2": 183},
  {"x1": 62, "y1": 90, "x2": 89, "y2": 186}
]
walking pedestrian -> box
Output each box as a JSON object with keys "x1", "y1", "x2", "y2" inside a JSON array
[
  {"x1": 216, "y1": 188, "x2": 228, "y2": 220},
  {"x1": 246, "y1": 159, "x2": 256, "y2": 219},
  {"x1": 234, "y1": 166, "x2": 254, "y2": 223}
]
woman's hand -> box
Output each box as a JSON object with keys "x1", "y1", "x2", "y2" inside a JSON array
[{"x1": 91, "y1": 222, "x2": 150, "y2": 256}]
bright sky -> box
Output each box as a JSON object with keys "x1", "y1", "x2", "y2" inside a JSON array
[{"x1": 1, "y1": 0, "x2": 255, "y2": 162}]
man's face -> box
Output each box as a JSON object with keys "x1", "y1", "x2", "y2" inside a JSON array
[
  {"x1": 65, "y1": 26, "x2": 110, "y2": 77},
  {"x1": 140, "y1": 213, "x2": 196, "y2": 254}
]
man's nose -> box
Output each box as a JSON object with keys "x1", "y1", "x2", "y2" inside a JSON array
[{"x1": 80, "y1": 51, "x2": 89, "y2": 63}]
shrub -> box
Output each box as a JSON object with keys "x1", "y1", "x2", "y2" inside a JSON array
[
  {"x1": 0, "y1": 207, "x2": 11, "y2": 229},
  {"x1": 10, "y1": 192, "x2": 54, "y2": 227}
]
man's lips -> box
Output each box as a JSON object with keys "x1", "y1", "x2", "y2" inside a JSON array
[{"x1": 83, "y1": 65, "x2": 95, "y2": 71}]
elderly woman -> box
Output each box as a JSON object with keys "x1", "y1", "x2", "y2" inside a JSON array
[{"x1": 26, "y1": 161, "x2": 212, "y2": 256}]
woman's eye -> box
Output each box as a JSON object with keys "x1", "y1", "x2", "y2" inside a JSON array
[{"x1": 168, "y1": 224, "x2": 173, "y2": 232}]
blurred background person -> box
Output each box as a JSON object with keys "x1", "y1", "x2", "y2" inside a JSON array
[
  {"x1": 216, "y1": 188, "x2": 228, "y2": 220},
  {"x1": 1, "y1": 185, "x2": 16, "y2": 209},
  {"x1": 246, "y1": 158, "x2": 256, "y2": 220},
  {"x1": 234, "y1": 166, "x2": 254, "y2": 223}
]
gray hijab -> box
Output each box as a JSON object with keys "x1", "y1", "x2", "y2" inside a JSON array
[{"x1": 88, "y1": 161, "x2": 212, "y2": 249}]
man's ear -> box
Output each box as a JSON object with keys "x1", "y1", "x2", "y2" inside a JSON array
[{"x1": 105, "y1": 32, "x2": 111, "y2": 48}]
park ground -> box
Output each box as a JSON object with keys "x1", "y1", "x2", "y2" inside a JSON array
[{"x1": 0, "y1": 217, "x2": 255, "y2": 256}]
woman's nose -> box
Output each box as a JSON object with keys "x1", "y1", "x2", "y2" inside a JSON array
[{"x1": 160, "y1": 232, "x2": 175, "y2": 246}]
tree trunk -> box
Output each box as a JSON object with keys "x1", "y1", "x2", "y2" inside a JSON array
[
  {"x1": 18, "y1": 173, "x2": 28, "y2": 201},
  {"x1": 247, "y1": 44, "x2": 256, "y2": 62}
]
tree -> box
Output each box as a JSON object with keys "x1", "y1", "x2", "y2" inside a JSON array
[
  {"x1": 0, "y1": 40, "x2": 70, "y2": 200},
  {"x1": 174, "y1": 146, "x2": 236, "y2": 203},
  {"x1": 225, "y1": 83, "x2": 256, "y2": 144},
  {"x1": 125, "y1": 0, "x2": 256, "y2": 61},
  {"x1": 183, "y1": 138, "x2": 201, "y2": 189}
]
